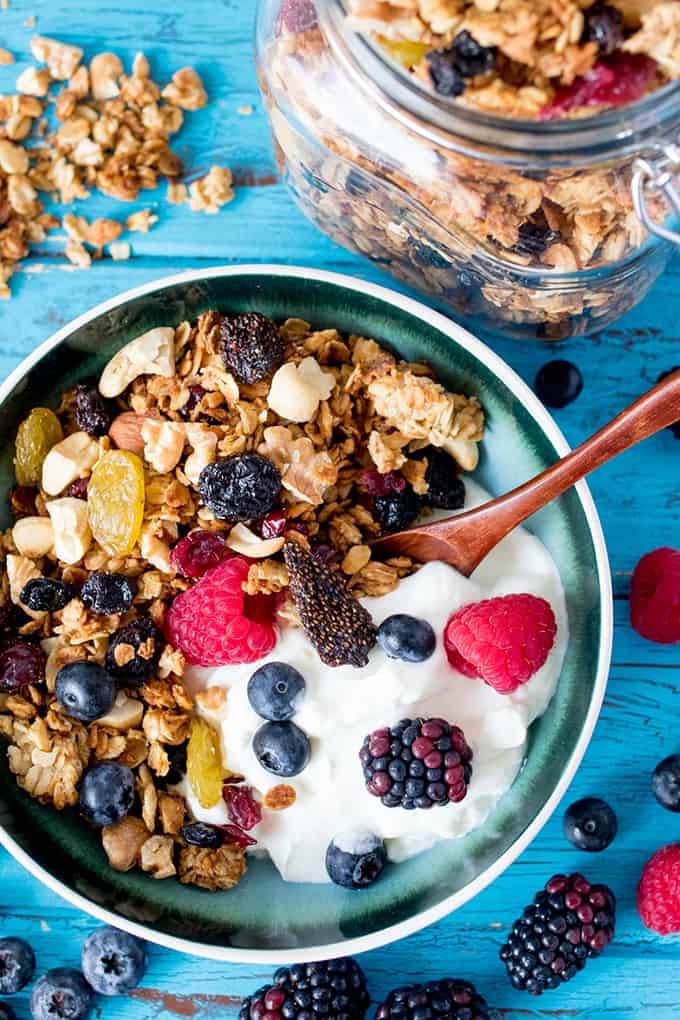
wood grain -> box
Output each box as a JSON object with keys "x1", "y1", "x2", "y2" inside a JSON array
[{"x1": 0, "y1": 2, "x2": 679, "y2": 1018}]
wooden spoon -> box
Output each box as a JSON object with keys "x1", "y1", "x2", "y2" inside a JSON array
[{"x1": 371, "y1": 369, "x2": 680, "y2": 576}]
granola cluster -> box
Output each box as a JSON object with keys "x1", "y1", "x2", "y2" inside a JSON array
[
  {"x1": 0, "y1": 310, "x2": 482, "y2": 890},
  {"x1": 0, "y1": 36, "x2": 234, "y2": 298},
  {"x1": 261, "y1": 1, "x2": 677, "y2": 338},
  {"x1": 347, "y1": 0, "x2": 679, "y2": 118}
]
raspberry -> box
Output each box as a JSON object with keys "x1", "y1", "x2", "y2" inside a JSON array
[
  {"x1": 223, "y1": 784, "x2": 262, "y2": 830},
  {"x1": 220, "y1": 312, "x2": 284, "y2": 384},
  {"x1": 630, "y1": 547, "x2": 680, "y2": 644},
  {"x1": 444, "y1": 594, "x2": 557, "y2": 694},
  {"x1": 165, "y1": 557, "x2": 277, "y2": 666},
  {"x1": 170, "y1": 530, "x2": 230, "y2": 579},
  {"x1": 637, "y1": 844, "x2": 680, "y2": 934},
  {"x1": 541, "y1": 53, "x2": 657, "y2": 119}
]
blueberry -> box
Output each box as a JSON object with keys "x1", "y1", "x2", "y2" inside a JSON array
[
  {"x1": 181, "y1": 822, "x2": 224, "y2": 848},
  {"x1": 81, "y1": 926, "x2": 147, "y2": 996},
  {"x1": 253, "y1": 720, "x2": 311, "y2": 777},
  {"x1": 0, "y1": 936, "x2": 35, "y2": 994},
  {"x1": 652, "y1": 754, "x2": 680, "y2": 811},
  {"x1": 79, "y1": 762, "x2": 135, "y2": 827},
  {"x1": 0, "y1": 1003, "x2": 16, "y2": 1020},
  {"x1": 81, "y1": 572, "x2": 137, "y2": 615},
  {"x1": 534, "y1": 360, "x2": 583, "y2": 409},
  {"x1": 563, "y1": 796, "x2": 617, "y2": 851},
  {"x1": 325, "y1": 831, "x2": 387, "y2": 889},
  {"x1": 20, "y1": 578, "x2": 75, "y2": 613},
  {"x1": 30, "y1": 968, "x2": 93, "y2": 1020},
  {"x1": 449, "y1": 29, "x2": 496, "y2": 77},
  {"x1": 426, "y1": 49, "x2": 465, "y2": 97},
  {"x1": 247, "y1": 662, "x2": 306, "y2": 721},
  {"x1": 55, "y1": 661, "x2": 116, "y2": 723},
  {"x1": 378, "y1": 614, "x2": 436, "y2": 663}
]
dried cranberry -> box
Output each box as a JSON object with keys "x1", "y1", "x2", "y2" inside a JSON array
[
  {"x1": 0, "y1": 639, "x2": 46, "y2": 691},
  {"x1": 218, "y1": 823, "x2": 257, "y2": 848},
  {"x1": 170, "y1": 530, "x2": 230, "y2": 579},
  {"x1": 179, "y1": 385, "x2": 207, "y2": 421},
  {"x1": 276, "y1": 0, "x2": 318, "y2": 35},
  {"x1": 286, "y1": 519, "x2": 309, "y2": 536},
  {"x1": 312, "y1": 544, "x2": 341, "y2": 566},
  {"x1": 541, "y1": 53, "x2": 658, "y2": 119},
  {"x1": 67, "y1": 477, "x2": 89, "y2": 500},
  {"x1": 258, "y1": 510, "x2": 289, "y2": 540},
  {"x1": 223, "y1": 784, "x2": 262, "y2": 830},
  {"x1": 360, "y1": 470, "x2": 406, "y2": 497}
]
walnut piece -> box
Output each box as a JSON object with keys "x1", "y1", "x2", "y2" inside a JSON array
[
  {"x1": 259, "y1": 425, "x2": 338, "y2": 504},
  {"x1": 140, "y1": 418, "x2": 186, "y2": 474}
]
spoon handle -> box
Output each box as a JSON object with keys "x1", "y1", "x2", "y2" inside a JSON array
[{"x1": 462, "y1": 368, "x2": 680, "y2": 544}]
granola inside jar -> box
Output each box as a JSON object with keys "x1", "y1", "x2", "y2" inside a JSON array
[{"x1": 256, "y1": 0, "x2": 680, "y2": 339}]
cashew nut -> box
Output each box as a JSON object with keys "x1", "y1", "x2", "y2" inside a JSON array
[
  {"x1": 41, "y1": 431, "x2": 100, "y2": 496},
  {"x1": 225, "y1": 523, "x2": 285, "y2": 559},
  {"x1": 99, "y1": 326, "x2": 175, "y2": 398},
  {"x1": 46, "y1": 497, "x2": 92, "y2": 564}
]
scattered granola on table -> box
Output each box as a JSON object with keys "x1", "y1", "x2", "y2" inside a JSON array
[
  {"x1": 0, "y1": 309, "x2": 483, "y2": 890},
  {"x1": 0, "y1": 35, "x2": 234, "y2": 298}
]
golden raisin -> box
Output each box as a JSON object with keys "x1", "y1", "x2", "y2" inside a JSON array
[
  {"x1": 186, "y1": 717, "x2": 224, "y2": 809},
  {"x1": 14, "y1": 407, "x2": 63, "y2": 486},
  {"x1": 87, "y1": 449, "x2": 145, "y2": 556}
]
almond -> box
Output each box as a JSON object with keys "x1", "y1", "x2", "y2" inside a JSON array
[{"x1": 108, "y1": 412, "x2": 147, "y2": 455}]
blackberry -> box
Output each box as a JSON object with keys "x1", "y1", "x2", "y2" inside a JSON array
[
  {"x1": 374, "y1": 486, "x2": 422, "y2": 533},
  {"x1": 199, "y1": 453, "x2": 282, "y2": 522},
  {"x1": 105, "y1": 617, "x2": 164, "y2": 682},
  {"x1": 220, "y1": 312, "x2": 285, "y2": 384},
  {"x1": 513, "y1": 223, "x2": 562, "y2": 258},
  {"x1": 449, "y1": 30, "x2": 496, "y2": 77},
  {"x1": 413, "y1": 446, "x2": 465, "y2": 510},
  {"x1": 375, "y1": 978, "x2": 491, "y2": 1020},
  {"x1": 585, "y1": 4, "x2": 624, "y2": 55},
  {"x1": 20, "y1": 577, "x2": 76, "y2": 612},
  {"x1": 75, "y1": 383, "x2": 112, "y2": 437},
  {"x1": 81, "y1": 571, "x2": 137, "y2": 614},
  {"x1": 239, "y1": 959, "x2": 370, "y2": 1020},
  {"x1": 500, "y1": 873, "x2": 616, "y2": 995},
  {"x1": 360, "y1": 717, "x2": 472, "y2": 809},
  {"x1": 657, "y1": 368, "x2": 680, "y2": 437},
  {"x1": 284, "y1": 540, "x2": 377, "y2": 667}
]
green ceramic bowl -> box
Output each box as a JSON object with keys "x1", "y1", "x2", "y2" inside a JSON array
[{"x1": 0, "y1": 266, "x2": 612, "y2": 963}]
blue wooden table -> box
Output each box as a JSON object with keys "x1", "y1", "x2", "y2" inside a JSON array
[{"x1": 1, "y1": 2, "x2": 679, "y2": 1017}]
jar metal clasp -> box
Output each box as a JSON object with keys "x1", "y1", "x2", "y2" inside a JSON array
[{"x1": 632, "y1": 142, "x2": 680, "y2": 246}]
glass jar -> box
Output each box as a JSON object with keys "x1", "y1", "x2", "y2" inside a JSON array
[{"x1": 255, "y1": 0, "x2": 680, "y2": 340}]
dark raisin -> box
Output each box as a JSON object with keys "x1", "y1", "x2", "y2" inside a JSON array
[
  {"x1": 81, "y1": 572, "x2": 137, "y2": 614},
  {"x1": 198, "y1": 453, "x2": 281, "y2": 522},
  {"x1": 585, "y1": 4, "x2": 624, "y2": 55},
  {"x1": 426, "y1": 49, "x2": 465, "y2": 96},
  {"x1": 181, "y1": 822, "x2": 224, "y2": 849},
  {"x1": 374, "y1": 486, "x2": 423, "y2": 533},
  {"x1": 220, "y1": 312, "x2": 285, "y2": 384},
  {"x1": 75, "y1": 383, "x2": 112, "y2": 437},
  {"x1": 20, "y1": 578, "x2": 76, "y2": 613},
  {"x1": 450, "y1": 30, "x2": 496, "y2": 77},
  {"x1": 67, "y1": 477, "x2": 89, "y2": 500},
  {"x1": 105, "y1": 618, "x2": 164, "y2": 683},
  {"x1": 513, "y1": 223, "x2": 562, "y2": 257}
]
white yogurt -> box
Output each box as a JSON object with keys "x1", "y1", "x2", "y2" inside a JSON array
[{"x1": 179, "y1": 479, "x2": 568, "y2": 883}]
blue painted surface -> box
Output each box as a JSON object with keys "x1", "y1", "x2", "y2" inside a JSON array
[{"x1": 0, "y1": 1, "x2": 679, "y2": 1017}]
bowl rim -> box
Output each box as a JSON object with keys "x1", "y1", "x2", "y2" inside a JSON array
[{"x1": 0, "y1": 263, "x2": 613, "y2": 963}]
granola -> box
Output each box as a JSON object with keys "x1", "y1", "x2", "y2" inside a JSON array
[
  {"x1": 0, "y1": 36, "x2": 234, "y2": 299},
  {"x1": 0, "y1": 309, "x2": 482, "y2": 891}
]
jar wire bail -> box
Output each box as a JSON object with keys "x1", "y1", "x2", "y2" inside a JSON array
[{"x1": 633, "y1": 143, "x2": 680, "y2": 246}]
